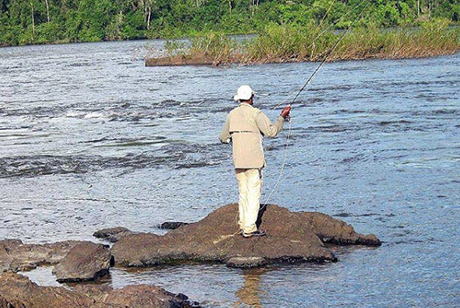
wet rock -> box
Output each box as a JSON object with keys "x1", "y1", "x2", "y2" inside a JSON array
[
  {"x1": 0, "y1": 294, "x2": 17, "y2": 308},
  {"x1": 0, "y1": 273, "x2": 201, "y2": 308},
  {"x1": 0, "y1": 239, "x2": 85, "y2": 273},
  {"x1": 111, "y1": 233, "x2": 162, "y2": 267},
  {"x1": 53, "y1": 242, "x2": 113, "y2": 282},
  {"x1": 93, "y1": 227, "x2": 134, "y2": 243},
  {"x1": 226, "y1": 257, "x2": 267, "y2": 268},
  {"x1": 300, "y1": 211, "x2": 381, "y2": 246},
  {"x1": 160, "y1": 221, "x2": 189, "y2": 230},
  {"x1": 112, "y1": 204, "x2": 381, "y2": 268},
  {"x1": 71, "y1": 284, "x2": 112, "y2": 303},
  {"x1": 0, "y1": 273, "x2": 106, "y2": 307},
  {"x1": 76, "y1": 284, "x2": 201, "y2": 308}
]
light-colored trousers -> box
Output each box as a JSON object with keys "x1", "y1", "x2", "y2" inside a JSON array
[{"x1": 235, "y1": 168, "x2": 263, "y2": 233}]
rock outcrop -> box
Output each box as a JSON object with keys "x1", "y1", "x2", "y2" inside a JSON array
[
  {"x1": 111, "y1": 204, "x2": 381, "y2": 268},
  {"x1": 0, "y1": 273, "x2": 200, "y2": 308},
  {"x1": 74, "y1": 284, "x2": 200, "y2": 308},
  {"x1": 0, "y1": 204, "x2": 380, "y2": 307},
  {"x1": 0, "y1": 273, "x2": 106, "y2": 307},
  {"x1": 0, "y1": 294, "x2": 15, "y2": 308},
  {"x1": 299, "y1": 211, "x2": 381, "y2": 246},
  {"x1": 53, "y1": 242, "x2": 113, "y2": 282},
  {"x1": 93, "y1": 227, "x2": 135, "y2": 243},
  {"x1": 159, "y1": 222, "x2": 189, "y2": 230},
  {"x1": 0, "y1": 239, "x2": 85, "y2": 273}
]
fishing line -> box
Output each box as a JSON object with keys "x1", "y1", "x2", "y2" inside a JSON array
[
  {"x1": 271, "y1": 0, "x2": 369, "y2": 110},
  {"x1": 261, "y1": 3, "x2": 368, "y2": 209}
]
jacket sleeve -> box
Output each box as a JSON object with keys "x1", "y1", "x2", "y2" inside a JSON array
[
  {"x1": 255, "y1": 111, "x2": 285, "y2": 138},
  {"x1": 218, "y1": 116, "x2": 231, "y2": 144}
]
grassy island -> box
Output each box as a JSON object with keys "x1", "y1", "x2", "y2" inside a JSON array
[{"x1": 146, "y1": 19, "x2": 460, "y2": 66}]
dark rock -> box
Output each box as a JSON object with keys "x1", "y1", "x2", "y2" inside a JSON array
[
  {"x1": 160, "y1": 222, "x2": 189, "y2": 230},
  {"x1": 226, "y1": 257, "x2": 268, "y2": 268},
  {"x1": 300, "y1": 211, "x2": 382, "y2": 246},
  {"x1": 103, "y1": 285, "x2": 201, "y2": 308},
  {"x1": 0, "y1": 273, "x2": 201, "y2": 308},
  {"x1": 112, "y1": 204, "x2": 381, "y2": 268},
  {"x1": 0, "y1": 273, "x2": 107, "y2": 307},
  {"x1": 74, "y1": 283, "x2": 202, "y2": 307},
  {"x1": 0, "y1": 294, "x2": 18, "y2": 308},
  {"x1": 53, "y1": 242, "x2": 113, "y2": 282},
  {"x1": 93, "y1": 227, "x2": 134, "y2": 243},
  {"x1": 111, "y1": 233, "x2": 163, "y2": 267},
  {"x1": 72, "y1": 284, "x2": 112, "y2": 303},
  {"x1": 0, "y1": 240, "x2": 86, "y2": 273}
]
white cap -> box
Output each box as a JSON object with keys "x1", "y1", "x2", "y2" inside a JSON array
[{"x1": 233, "y1": 85, "x2": 254, "y2": 101}]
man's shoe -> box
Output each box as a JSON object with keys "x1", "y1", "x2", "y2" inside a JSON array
[{"x1": 242, "y1": 230, "x2": 267, "y2": 238}]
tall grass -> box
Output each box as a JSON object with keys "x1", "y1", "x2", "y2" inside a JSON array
[
  {"x1": 155, "y1": 19, "x2": 460, "y2": 65},
  {"x1": 333, "y1": 19, "x2": 460, "y2": 60},
  {"x1": 189, "y1": 32, "x2": 238, "y2": 65},
  {"x1": 245, "y1": 24, "x2": 337, "y2": 63}
]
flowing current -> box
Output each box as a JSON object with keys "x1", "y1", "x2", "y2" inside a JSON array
[{"x1": 0, "y1": 41, "x2": 459, "y2": 307}]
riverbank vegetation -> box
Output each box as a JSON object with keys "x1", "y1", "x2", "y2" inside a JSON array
[
  {"x1": 246, "y1": 18, "x2": 460, "y2": 62},
  {"x1": 149, "y1": 19, "x2": 460, "y2": 65},
  {"x1": 1, "y1": 0, "x2": 460, "y2": 47}
]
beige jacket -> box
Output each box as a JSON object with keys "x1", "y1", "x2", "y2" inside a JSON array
[{"x1": 219, "y1": 103, "x2": 285, "y2": 169}]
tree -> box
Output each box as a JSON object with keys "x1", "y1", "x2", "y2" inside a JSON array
[{"x1": 44, "y1": 0, "x2": 50, "y2": 22}]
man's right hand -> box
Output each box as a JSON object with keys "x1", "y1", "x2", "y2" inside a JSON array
[{"x1": 281, "y1": 105, "x2": 292, "y2": 119}]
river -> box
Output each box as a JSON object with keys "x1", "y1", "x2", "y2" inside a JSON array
[{"x1": 0, "y1": 40, "x2": 459, "y2": 307}]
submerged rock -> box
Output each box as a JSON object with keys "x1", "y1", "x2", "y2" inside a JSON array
[
  {"x1": 226, "y1": 257, "x2": 268, "y2": 268},
  {"x1": 93, "y1": 227, "x2": 135, "y2": 243},
  {"x1": 0, "y1": 239, "x2": 85, "y2": 273},
  {"x1": 0, "y1": 273, "x2": 201, "y2": 308},
  {"x1": 159, "y1": 221, "x2": 189, "y2": 230},
  {"x1": 112, "y1": 204, "x2": 381, "y2": 268},
  {"x1": 53, "y1": 242, "x2": 113, "y2": 282}
]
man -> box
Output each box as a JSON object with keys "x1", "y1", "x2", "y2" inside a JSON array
[{"x1": 219, "y1": 85, "x2": 291, "y2": 238}]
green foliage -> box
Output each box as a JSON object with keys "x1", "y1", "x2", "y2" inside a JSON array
[
  {"x1": 122, "y1": 11, "x2": 146, "y2": 39},
  {"x1": 163, "y1": 22, "x2": 460, "y2": 65},
  {"x1": 0, "y1": 0, "x2": 459, "y2": 46},
  {"x1": 35, "y1": 21, "x2": 66, "y2": 44},
  {"x1": 164, "y1": 39, "x2": 189, "y2": 57},
  {"x1": 75, "y1": 0, "x2": 108, "y2": 41},
  {"x1": 190, "y1": 31, "x2": 236, "y2": 61}
]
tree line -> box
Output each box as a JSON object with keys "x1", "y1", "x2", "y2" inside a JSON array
[{"x1": 1, "y1": 0, "x2": 459, "y2": 46}]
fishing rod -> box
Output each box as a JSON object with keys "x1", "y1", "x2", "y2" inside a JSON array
[
  {"x1": 272, "y1": 0, "x2": 368, "y2": 111},
  {"x1": 292, "y1": 26, "x2": 352, "y2": 103},
  {"x1": 262, "y1": 5, "x2": 367, "y2": 208}
]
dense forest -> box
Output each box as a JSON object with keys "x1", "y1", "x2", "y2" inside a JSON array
[{"x1": 1, "y1": 0, "x2": 459, "y2": 46}]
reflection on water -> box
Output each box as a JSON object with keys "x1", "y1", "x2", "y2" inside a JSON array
[
  {"x1": 234, "y1": 268, "x2": 268, "y2": 308},
  {"x1": 2, "y1": 41, "x2": 460, "y2": 307}
]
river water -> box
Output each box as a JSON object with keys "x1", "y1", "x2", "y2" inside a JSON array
[{"x1": 0, "y1": 40, "x2": 459, "y2": 307}]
